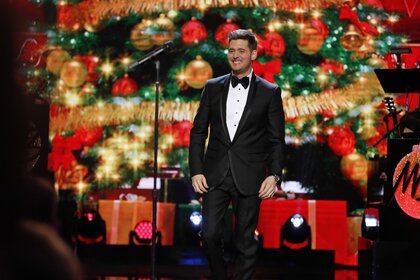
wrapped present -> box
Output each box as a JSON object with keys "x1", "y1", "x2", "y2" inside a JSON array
[
  {"x1": 98, "y1": 200, "x2": 175, "y2": 245},
  {"x1": 258, "y1": 200, "x2": 349, "y2": 265}
]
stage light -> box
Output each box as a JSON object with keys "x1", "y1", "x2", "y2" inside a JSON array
[
  {"x1": 76, "y1": 209, "x2": 106, "y2": 245},
  {"x1": 280, "y1": 214, "x2": 311, "y2": 250},
  {"x1": 129, "y1": 220, "x2": 161, "y2": 245},
  {"x1": 189, "y1": 211, "x2": 202, "y2": 227},
  {"x1": 361, "y1": 207, "x2": 379, "y2": 240}
]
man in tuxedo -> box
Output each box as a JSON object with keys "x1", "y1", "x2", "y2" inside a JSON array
[{"x1": 189, "y1": 29, "x2": 285, "y2": 280}]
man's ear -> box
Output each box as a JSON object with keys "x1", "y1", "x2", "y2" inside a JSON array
[{"x1": 251, "y1": 49, "x2": 257, "y2": 60}]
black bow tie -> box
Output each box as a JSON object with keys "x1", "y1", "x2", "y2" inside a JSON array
[{"x1": 231, "y1": 76, "x2": 250, "y2": 89}]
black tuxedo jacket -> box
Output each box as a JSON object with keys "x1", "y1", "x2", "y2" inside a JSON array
[{"x1": 189, "y1": 73, "x2": 285, "y2": 196}]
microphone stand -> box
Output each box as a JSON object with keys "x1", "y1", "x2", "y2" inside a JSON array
[
  {"x1": 151, "y1": 58, "x2": 160, "y2": 280},
  {"x1": 128, "y1": 41, "x2": 174, "y2": 280}
]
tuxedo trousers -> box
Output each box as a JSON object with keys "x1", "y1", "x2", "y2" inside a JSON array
[{"x1": 201, "y1": 170, "x2": 261, "y2": 280}]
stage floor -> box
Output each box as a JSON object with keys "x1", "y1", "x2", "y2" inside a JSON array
[{"x1": 79, "y1": 245, "x2": 358, "y2": 280}]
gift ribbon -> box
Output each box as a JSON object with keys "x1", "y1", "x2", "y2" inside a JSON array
[
  {"x1": 339, "y1": 6, "x2": 379, "y2": 36},
  {"x1": 308, "y1": 200, "x2": 317, "y2": 249},
  {"x1": 252, "y1": 60, "x2": 281, "y2": 83},
  {"x1": 48, "y1": 135, "x2": 82, "y2": 171}
]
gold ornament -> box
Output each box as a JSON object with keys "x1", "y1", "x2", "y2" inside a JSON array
[
  {"x1": 130, "y1": 19, "x2": 154, "y2": 51},
  {"x1": 60, "y1": 60, "x2": 88, "y2": 88},
  {"x1": 152, "y1": 14, "x2": 175, "y2": 45},
  {"x1": 367, "y1": 55, "x2": 388, "y2": 69},
  {"x1": 185, "y1": 56, "x2": 213, "y2": 89},
  {"x1": 340, "y1": 24, "x2": 364, "y2": 51},
  {"x1": 297, "y1": 26, "x2": 324, "y2": 55},
  {"x1": 353, "y1": 35, "x2": 375, "y2": 58},
  {"x1": 340, "y1": 152, "x2": 368, "y2": 199},
  {"x1": 46, "y1": 49, "x2": 71, "y2": 76}
]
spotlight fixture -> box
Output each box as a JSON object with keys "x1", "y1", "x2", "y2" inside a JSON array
[
  {"x1": 361, "y1": 207, "x2": 379, "y2": 240},
  {"x1": 76, "y1": 209, "x2": 106, "y2": 245},
  {"x1": 189, "y1": 211, "x2": 202, "y2": 227},
  {"x1": 280, "y1": 214, "x2": 311, "y2": 250},
  {"x1": 129, "y1": 220, "x2": 161, "y2": 245}
]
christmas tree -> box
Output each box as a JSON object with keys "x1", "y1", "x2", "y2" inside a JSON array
[{"x1": 22, "y1": 0, "x2": 405, "y2": 207}]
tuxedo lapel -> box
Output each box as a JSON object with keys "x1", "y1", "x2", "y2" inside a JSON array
[
  {"x1": 220, "y1": 74, "x2": 231, "y2": 144},
  {"x1": 232, "y1": 73, "x2": 258, "y2": 144}
]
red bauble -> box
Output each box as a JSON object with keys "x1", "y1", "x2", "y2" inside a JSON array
[
  {"x1": 74, "y1": 127, "x2": 103, "y2": 147},
  {"x1": 17, "y1": 32, "x2": 48, "y2": 67},
  {"x1": 56, "y1": 4, "x2": 82, "y2": 31},
  {"x1": 215, "y1": 21, "x2": 240, "y2": 48},
  {"x1": 173, "y1": 120, "x2": 193, "y2": 147},
  {"x1": 255, "y1": 34, "x2": 265, "y2": 57},
  {"x1": 320, "y1": 60, "x2": 345, "y2": 76},
  {"x1": 181, "y1": 18, "x2": 208, "y2": 44},
  {"x1": 75, "y1": 54, "x2": 101, "y2": 82},
  {"x1": 263, "y1": 31, "x2": 286, "y2": 57},
  {"x1": 308, "y1": 18, "x2": 329, "y2": 39},
  {"x1": 111, "y1": 74, "x2": 139, "y2": 96},
  {"x1": 392, "y1": 145, "x2": 420, "y2": 219},
  {"x1": 327, "y1": 126, "x2": 356, "y2": 156},
  {"x1": 320, "y1": 110, "x2": 337, "y2": 119}
]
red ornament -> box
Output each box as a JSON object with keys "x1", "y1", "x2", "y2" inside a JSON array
[
  {"x1": 327, "y1": 126, "x2": 356, "y2": 156},
  {"x1": 215, "y1": 21, "x2": 240, "y2": 48},
  {"x1": 308, "y1": 19, "x2": 329, "y2": 39},
  {"x1": 320, "y1": 60, "x2": 345, "y2": 76},
  {"x1": 160, "y1": 120, "x2": 193, "y2": 147},
  {"x1": 181, "y1": 18, "x2": 208, "y2": 45},
  {"x1": 263, "y1": 31, "x2": 286, "y2": 57},
  {"x1": 75, "y1": 54, "x2": 101, "y2": 82},
  {"x1": 74, "y1": 127, "x2": 103, "y2": 147},
  {"x1": 17, "y1": 32, "x2": 47, "y2": 67},
  {"x1": 111, "y1": 74, "x2": 139, "y2": 96},
  {"x1": 255, "y1": 34, "x2": 265, "y2": 56},
  {"x1": 173, "y1": 120, "x2": 193, "y2": 147},
  {"x1": 392, "y1": 145, "x2": 420, "y2": 219},
  {"x1": 56, "y1": 3, "x2": 82, "y2": 31}
]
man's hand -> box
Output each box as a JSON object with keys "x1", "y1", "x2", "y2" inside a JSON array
[
  {"x1": 191, "y1": 174, "x2": 209, "y2": 194},
  {"x1": 259, "y1": 176, "x2": 277, "y2": 199}
]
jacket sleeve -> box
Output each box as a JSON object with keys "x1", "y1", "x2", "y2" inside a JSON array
[
  {"x1": 267, "y1": 86, "x2": 285, "y2": 179},
  {"x1": 188, "y1": 83, "x2": 210, "y2": 177}
]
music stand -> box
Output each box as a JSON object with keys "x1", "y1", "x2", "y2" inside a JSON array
[
  {"x1": 374, "y1": 69, "x2": 420, "y2": 110},
  {"x1": 372, "y1": 69, "x2": 420, "y2": 146}
]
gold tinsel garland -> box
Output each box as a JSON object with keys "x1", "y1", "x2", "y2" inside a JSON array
[
  {"x1": 75, "y1": 0, "x2": 344, "y2": 24},
  {"x1": 50, "y1": 73, "x2": 383, "y2": 133}
]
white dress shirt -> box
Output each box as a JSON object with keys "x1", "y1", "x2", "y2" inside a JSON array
[{"x1": 226, "y1": 71, "x2": 253, "y2": 141}]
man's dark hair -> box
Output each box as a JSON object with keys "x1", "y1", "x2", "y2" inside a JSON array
[{"x1": 228, "y1": 29, "x2": 257, "y2": 51}]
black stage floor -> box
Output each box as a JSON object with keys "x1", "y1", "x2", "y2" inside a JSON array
[
  {"x1": 79, "y1": 245, "x2": 356, "y2": 280},
  {"x1": 79, "y1": 243, "x2": 420, "y2": 280}
]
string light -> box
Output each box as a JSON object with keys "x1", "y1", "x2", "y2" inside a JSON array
[
  {"x1": 101, "y1": 61, "x2": 114, "y2": 78},
  {"x1": 312, "y1": 10, "x2": 321, "y2": 18},
  {"x1": 121, "y1": 56, "x2": 131, "y2": 67},
  {"x1": 388, "y1": 15, "x2": 399, "y2": 23}
]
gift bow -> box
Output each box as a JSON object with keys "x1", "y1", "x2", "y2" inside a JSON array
[
  {"x1": 252, "y1": 60, "x2": 281, "y2": 83},
  {"x1": 339, "y1": 6, "x2": 379, "y2": 36},
  {"x1": 48, "y1": 135, "x2": 82, "y2": 171}
]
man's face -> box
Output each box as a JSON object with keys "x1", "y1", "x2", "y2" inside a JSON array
[{"x1": 227, "y1": 39, "x2": 257, "y2": 78}]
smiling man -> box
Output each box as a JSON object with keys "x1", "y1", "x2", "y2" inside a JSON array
[{"x1": 189, "y1": 29, "x2": 285, "y2": 280}]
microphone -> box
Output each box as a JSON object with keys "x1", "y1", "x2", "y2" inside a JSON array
[{"x1": 129, "y1": 41, "x2": 175, "y2": 69}]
